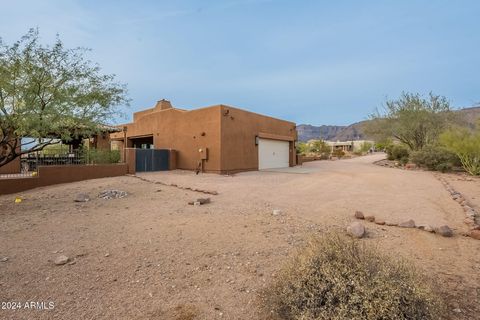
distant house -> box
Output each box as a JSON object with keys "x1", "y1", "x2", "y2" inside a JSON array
[
  {"x1": 110, "y1": 99, "x2": 297, "y2": 173},
  {"x1": 325, "y1": 140, "x2": 374, "y2": 152}
]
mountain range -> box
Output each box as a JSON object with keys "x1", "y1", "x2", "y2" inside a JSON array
[{"x1": 296, "y1": 106, "x2": 480, "y2": 142}]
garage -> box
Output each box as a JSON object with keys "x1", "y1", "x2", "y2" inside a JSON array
[{"x1": 258, "y1": 138, "x2": 290, "y2": 170}]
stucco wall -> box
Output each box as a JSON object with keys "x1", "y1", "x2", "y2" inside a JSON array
[
  {"x1": 220, "y1": 105, "x2": 297, "y2": 173},
  {"x1": 0, "y1": 157, "x2": 21, "y2": 174},
  {"x1": 0, "y1": 164, "x2": 128, "y2": 195},
  {"x1": 112, "y1": 106, "x2": 222, "y2": 172}
]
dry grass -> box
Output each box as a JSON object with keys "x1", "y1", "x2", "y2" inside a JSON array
[{"x1": 261, "y1": 233, "x2": 446, "y2": 320}]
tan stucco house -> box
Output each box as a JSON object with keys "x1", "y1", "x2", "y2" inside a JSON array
[{"x1": 110, "y1": 99, "x2": 297, "y2": 174}]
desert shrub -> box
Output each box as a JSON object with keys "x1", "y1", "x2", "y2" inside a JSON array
[
  {"x1": 85, "y1": 149, "x2": 121, "y2": 164},
  {"x1": 262, "y1": 233, "x2": 445, "y2": 320},
  {"x1": 386, "y1": 144, "x2": 409, "y2": 161},
  {"x1": 440, "y1": 127, "x2": 480, "y2": 175},
  {"x1": 359, "y1": 142, "x2": 373, "y2": 153},
  {"x1": 374, "y1": 138, "x2": 393, "y2": 151},
  {"x1": 296, "y1": 142, "x2": 309, "y2": 155},
  {"x1": 435, "y1": 162, "x2": 452, "y2": 173},
  {"x1": 410, "y1": 145, "x2": 460, "y2": 172},
  {"x1": 332, "y1": 149, "x2": 345, "y2": 158}
]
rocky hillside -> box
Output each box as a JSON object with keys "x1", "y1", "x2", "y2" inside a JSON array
[
  {"x1": 297, "y1": 122, "x2": 369, "y2": 141},
  {"x1": 297, "y1": 106, "x2": 480, "y2": 142}
]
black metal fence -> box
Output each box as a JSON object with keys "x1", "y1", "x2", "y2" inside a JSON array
[{"x1": 0, "y1": 149, "x2": 121, "y2": 179}]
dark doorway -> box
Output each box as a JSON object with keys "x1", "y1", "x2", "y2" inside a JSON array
[
  {"x1": 135, "y1": 149, "x2": 170, "y2": 172},
  {"x1": 129, "y1": 136, "x2": 154, "y2": 149}
]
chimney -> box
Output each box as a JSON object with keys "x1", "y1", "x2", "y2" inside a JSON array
[{"x1": 155, "y1": 99, "x2": 173, "y2": 110}]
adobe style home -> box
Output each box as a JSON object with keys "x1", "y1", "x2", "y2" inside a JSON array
[{"x1": 110, "y1": 99, "x2": 297, "y2": 174}]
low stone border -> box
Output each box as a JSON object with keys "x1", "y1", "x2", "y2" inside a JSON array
[
  {"x1": 352, "y1": 211, "x2": 454, "y2": 237},
  {"x1": 131, "y1": 175, "x2": 219, "y2": 195},
  {"x1": 350, "y1": 210, "x2": 480, "y2": 240},
  {"x1": 434, "y1": 174, "x2": 479, "y2": 229}
]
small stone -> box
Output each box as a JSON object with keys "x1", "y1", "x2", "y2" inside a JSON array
[
  {"x1": 0, "y1": 257, "x2": 8, "y2": 262},
  {"x1": 193, "y1": 201, "x2": 201, "y2": 206},
  {"x1": 435, "y1": 225, "x2": 453, "y2": 237},
  {"x1": 365, "y1": 215, "x2": 375, "y2": 222},
  {"x1": 374, "y1": 219, "x2": 385, "y2": 225},
  {"x1": 272, "y1": 209, "x2": 282, "y2": 216},
  {"x1": 385, "y1": 221, "x2": 397, "y2": 226},
  {"x1": 104, "y1": 253, "x2": 110, "y2": 257},
  {"x1": 453, "y1": 308, "x2": 462, "y2": 313},
  {"x1": 74, "y1": 193, "x2": 90, "y2": 202},
  {"x1": 469, "y1": 230, "x2": 480, "y2": 240},
  {"x1": 54, "y1": 255, "x2": 69, "y2": 265},
  {"x1": 417, "y1": 225, "x2": 434, "y2": 232},
  {"x1": 354, "y1": 211, "x2": 364, "y2": 219},
  {"x1": 398, "y1": 219, "x2": 415, "y2": 228},
  {"x1": 347, "y1": 222, "x2": 365, "y2": 238},
  {"x1": 197, "y1": 198, "x2": 211, "y2": 205}
]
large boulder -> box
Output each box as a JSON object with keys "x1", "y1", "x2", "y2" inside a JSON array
[{"x1": 346, "y1": 222, "x2": 365, "y2": 238}]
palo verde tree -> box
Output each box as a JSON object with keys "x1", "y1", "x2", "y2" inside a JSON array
[
  {"x1": 365, "y1": 92, "x2": 456, "y2": 151},
  {"x1": 0, "y1": 29, "x2": 129, "y2": 167}
]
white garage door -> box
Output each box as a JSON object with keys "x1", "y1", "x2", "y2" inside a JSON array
[{"x1": 258, "y1": 138, "x2": 290, "y2": 170}]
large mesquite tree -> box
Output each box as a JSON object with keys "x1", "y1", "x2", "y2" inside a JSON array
[
  {"x1": 0, "y1": 29, "x2": 129, "y2": 167},
  {"x1": 365, "y1": 92, "x2": 456, "y2": 151}
]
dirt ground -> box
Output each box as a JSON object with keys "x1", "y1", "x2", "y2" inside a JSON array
[{"x1": 1, "y1": 153, "x2": 479, "y2": 320}]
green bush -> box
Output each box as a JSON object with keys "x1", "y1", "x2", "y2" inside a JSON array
[
  {"x1": 440, "y1": 127, "x2": 480, "y2": 176},
  {"x1": 359, "y1": 142, "x2": 373, "y2": 153},
  {"x1": 410, "y1": 145, "x2": 460, "y2": 172},
  {"x1": 296, "y1": 142, "x2": 309, "y2": 155},
  {"x1": 386, "y1": 144, "x2": 409, "y2": 161},
  {"x1": 85, "y1": 149, "x2": 121, "y2": 164},
  {"x1": 261, "y1": 233, "x2": 445, "y2": 320}
]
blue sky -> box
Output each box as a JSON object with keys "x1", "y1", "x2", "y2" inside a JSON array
[{"x1": 1, "y1": 0, "x2": 479, "y2": 125}]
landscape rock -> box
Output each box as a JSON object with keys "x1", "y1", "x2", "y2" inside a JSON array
[
  {"x1": 435, "y1": 225, "x2": 453, "y2": 237},
  {"x1": 272, "y1": 209, "x2": 282, "y2": 216},
  {"x1": 354, "y1": 211, "x2": 364, "y2": 219},
  {"x1": 385, "y1": 221, "x2": 397, "y2": 226},
  {"x1": 365, "y1": 215, "x2": 375, "y2": 222},
  {"x1": 346, "y1": 222, "x2": 365, "y2": 238},
  {"x1": 54, "y1": 255, "x2": 69, "y2": 265},
  {"x1": 398, "y1": 219, "x2": 415, "y2": 228},
  {"x1": 188, "y1": 198, "x2": 211, "y2": 205},
  {"x1": 469, "y1": 230, "x2": 480, "y2": 240},
  {"x1": 99, "y1": 190, "x2": 128, "y2": 200},
  {"x1": 74, "y1": 193, "x2": 90, "y2": 202},
  {"x1": 417, "y1": 225, "x2": 434, "y2": 232},
  {"x1": 374, "y1": 219, "x2": 385, "y2": 225}
]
